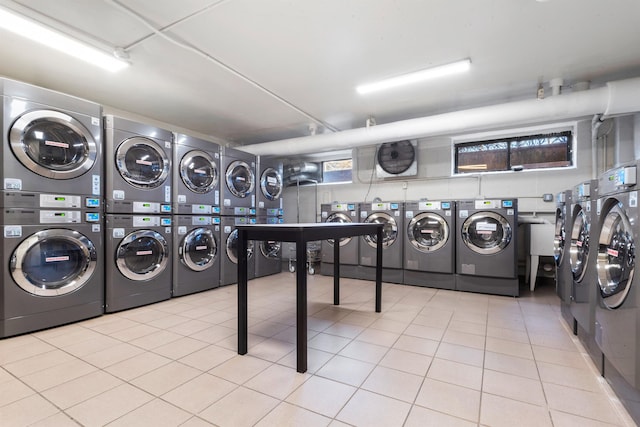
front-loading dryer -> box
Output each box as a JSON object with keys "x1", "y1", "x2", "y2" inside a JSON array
[
  {"x1": 320, "y1": 202, "x2": 359, "y2": 279},
  {"x1": 404, "y1": 200, "x2": 456, "y2": 290},
  {"x1": 105, "y1": 214, "x2": 172, "y2": 312},
  {"x1": 595, "y1": 162, "x2": 640, "y2": 397},
  {"x1": 554, "y1": 189, "x2": 574, "y2": 327},
  {"x1": 220, "y1": 216, "x2": 255, "y2": 286},
  {"x1": 1, "y1": 77, "x2": 102, "y2": 202},
  {"x1": 456, "y1": 198, "x2": 519, "y2": 296},
  {"x1": 256, "y1": 156, "x2": 283, "y2": 217},
  {"x1": 104, "y1": 116, "x2": 173, "y2": 214},
  {"x1": 569, "y1": 180, "x2": 599, "y2": 348},
  {"x1": 254, "y1": 215, "x2": 282, "y2": 277},
  {"x1": 172, "y1": 214, "x2": 220, "y2": 297},
  {"x1": 358, "y1": 201, "x2": 404, "y2": 284},
  {"x1": 173, "y1": 133, "x2": 220, "y2": 215},
  {"x1": 0, "y1": 207, "x2": 103, "y2": 338},
  {"x1": 220, "y1": 146, "x2": 256, "y2": 216}
]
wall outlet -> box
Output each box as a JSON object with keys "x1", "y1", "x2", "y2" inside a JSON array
[{"x1": 402, "y1": 182, "x2": 408, "y2": 189}]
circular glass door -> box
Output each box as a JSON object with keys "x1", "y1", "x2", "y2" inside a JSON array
[
  {"x1": 554, "y1": 206, "x2": 566, "y2": 266},
  {"x1": 408, "y1": 212, "x2": 449, "y2": 252},
  {"x1": 461, "y1": 211, "x2": 512, "y2": 254},
  {"x1": 325, "y1": 212, "x2": 353, "y2": 246},
  {"x1": 10, "y1": 229, "x2": 97, "y2": 296},
  {"x1": 597, "y1": 201, "x2": 635, "y2": 309},
  {"x1": 180, "y1": 150, "x2": 218, "y2": 194},
  {"x1": 116, "y1": 230, "x2": 168, "y2": 280},
  {"x1": 180, "y1": 228, "x2": 217, "y2": 272},
  {"x1": 116, "y1": 137, "x2": 170, "y2": 189},
  {"x1": 569, "y1": 207, "x2": 590, "y2": 282},
  {"x1": 260, "y1": 167, "x2": 283, "y2": 201},
  {"x1": 260, "y1": 240, "x2": 281, "y2": 259},
  {"x1": 9, "y1": 110, "x2": 98, "y2": 179},
  {"x1": 363, "y1": 212, "x2": 398, "y2": 248},
  {"x1": 226, "y1": 229, "x2": 255, "y2": 264},
  {"x1": 225, "y1": 160, "x2": 255, "y2": 198}
]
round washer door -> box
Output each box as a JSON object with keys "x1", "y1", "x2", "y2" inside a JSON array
[
  {"x1": 116, "y1": 137, "x2": 170, "y2": 189},
  {"x1": 9, "y1": 110, "x2": 98, "y2": 179},
  {"x1": 116, "y1": 230, "x2": 168, "y2": 280},
  {"x1": 569, "y1": 206, "x2": 590, "y2": 282},
  {"x1": 553, "y1": 206, "x2": 566, "y2": 266},
  {"x1": 325, "y1": 212, "x2": 353, "y2": 246},
  {"x1": 597, "y1": 201, "x2": 635, "y2": 309},
  {"x1": 408, "y1": 212, "x2": 449, "y2": 252},
  {"x1": 260, "y1": 240, "x2": 281, "y2": 259},
  {"x1": 180, "y1": 150, "x2": 218, "y2": 194},
  {"x1": 226, "y1": 229, "x2": 255, "y2": 264},
  {"x1": 461, "y1": 211, "x2": 512, "y2": 255},
  {"x1": 225, "y1": 160, "x2": 255, "y2": 198},
  {"x1": 180, "y1": 228, "x2": 217, "y2": 272},
  {"x1": 260, "y1": 167, "x2": 283, "y2": 201},
  {"x1": 363, "y1": 212, "x2": 398, "y2": 249},
  {"x1": 10, "y1": 229, "x2": 98, "y2": 296}
]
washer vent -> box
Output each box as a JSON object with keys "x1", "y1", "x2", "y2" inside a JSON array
[{"x1": 376, "y1": 140, "x2": 418, "y2": 178}]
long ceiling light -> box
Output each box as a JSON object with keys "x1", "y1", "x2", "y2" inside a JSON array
[
  {"x1": 356, "y1": 58, "x2": 471, "y2": 95},
  {"x1": 0, "y1": 7, "x2": 129, "y2": 72}
]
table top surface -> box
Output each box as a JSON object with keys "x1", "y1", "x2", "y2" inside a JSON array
[
  {"x1": 236, "y1": 222, "x2": 383, "y2": 241},
  {"x1": 236, "y1": 222, "x2": 382, "y2": 229}
]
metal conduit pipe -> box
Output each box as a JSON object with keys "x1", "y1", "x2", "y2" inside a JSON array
[{"x1": 239, "y1": 77, "x2": 640, "y2": 157}]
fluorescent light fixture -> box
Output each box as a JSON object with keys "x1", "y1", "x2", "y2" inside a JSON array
[
  {"x1": 356, "y1": 59, "x2": 471, "y2": 95},
  {"x1": 0, "y1": 7, "x2": 129, "y2": 72}
]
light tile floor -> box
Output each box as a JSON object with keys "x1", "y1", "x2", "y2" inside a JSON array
[{"x1": 0, "y1": 273, "x2": 637, "y2": 426}]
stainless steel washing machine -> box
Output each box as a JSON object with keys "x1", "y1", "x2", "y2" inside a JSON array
[
  {"x1": 173, "y1": 133, "x2": 220, "y2": 215},
  {"x1": 320, "y1": 202, "x2": 359, "y2": 279},
  {"x1": 404, "y1": 200, "x2": 456, "y2": 290},
  {"x1": 105, "y1": 214, "x2": 172, "y2": 312},
  {"x1": 358, "y1": 201, "x2": 404, "y2": 284},
  {"x1": 1, "y1": 77, "x2": 102, "y2": 202},
  {"x1": 172, "y1": 214, "x2": 220, "y2": 297},
  {"x1": 220, "y1": 146, "x2": 256, "y2": 216},
  {"x1": 254, "y1": 215, "x2": 282, "y2": 277},
  {"x1": 256, "y1": 156, "x2": 283, "y2": 217},
  {"x1": 595, "y1": 162, "x2": 640, "y2": 396},
  {"x1": 104, "y1": 116, "x2": 172, "y2": 214},
  {"x1": 0, "y1": 207, "x2": 103, "y2": 337},
  {"x1": 220, "y1": 216, "x2": 255, "y2": 286},
  {"x1": 554, "y1": 189, "x2": 574, "y2": 327},
  {"x1": 569, "y1": 180, "x2": 599, "y2": 345},
  {"x1": 456, "y1": 198, "x2": 519, "y2": 296}
]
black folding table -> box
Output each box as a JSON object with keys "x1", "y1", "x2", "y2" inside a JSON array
[{"x1": 236, "y1": 222, "x2": 383, "y2": 373}]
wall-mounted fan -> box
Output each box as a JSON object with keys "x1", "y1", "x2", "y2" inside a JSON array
[{"x1": 375, "y1": 140, "x2": 418, "y2": 178}]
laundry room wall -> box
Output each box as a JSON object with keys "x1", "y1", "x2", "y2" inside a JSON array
[{"x1": 281, "y1": 119, "x2": 594, "y2": 223}]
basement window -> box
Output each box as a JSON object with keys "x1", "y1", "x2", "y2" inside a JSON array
[
  {"x1": 322, "y1": 159, "x2": 353, "y2": 183},
  {"x1": 454, "y1": 130, "x2": 573, "y2": 174}
]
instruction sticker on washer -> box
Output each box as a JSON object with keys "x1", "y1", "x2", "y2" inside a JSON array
[
  {"x1": 459, "y1": 210, "x2": 468, "y2": 218},
  {"x1": 476, "y1": 222, "x2": 497, "y2": 232},
  {"x1": 92, "y1": 175, "x2": 101, "y2": 195},
  {"x1": 92, "y1": 224, "x2": 101, "y2": 232},
  {"x1": 224, "y1": 226, "x2": 232, "y2": 233},
  {"x1": 4, "y1": 225, "x2": 22, "y2": 238},
  {"x1": 113, "y1": 190, "x2": 125, "y2": 200},
  {"x1": 178, "y1": 226, "x2": 187, "y2": 235},
  {"x1": 165, "y1": 186, "x2": 171, "y2": 202},
  {"x1": 113, "y1": 228, "x2": 125, "y2": 238},
  {"x1": 631, "y1": 191, "x2": 638, "y2": 208},
  {"x1": 4, "y1": 178, "x2": 21, "y2": 190}
]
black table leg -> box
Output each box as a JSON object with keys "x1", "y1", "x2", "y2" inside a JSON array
[
  {"x1": 333, "y1": 239, "x2": 340, "y2": 305},
  {"x1": 375, "y1": 226, "x2": 382, "y2": 313},
  {"x1": 296, "y1": 235, "x2": 308, "y2": 373},
  {"x1": 237, "y1": 229, "x2": 248, "y2": 355}
]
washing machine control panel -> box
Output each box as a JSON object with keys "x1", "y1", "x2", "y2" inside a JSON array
[{"x1": 40, "y1": 210, "x2": 82, "y2": 223}]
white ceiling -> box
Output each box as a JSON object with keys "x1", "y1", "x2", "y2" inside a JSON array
[{"x1": 1, "y1": 0, "x2": 639, "y2": 149}]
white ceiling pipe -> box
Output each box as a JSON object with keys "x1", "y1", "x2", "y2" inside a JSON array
[{"x1": 239, "y1": 77, "x2": 640, "y2": 157}]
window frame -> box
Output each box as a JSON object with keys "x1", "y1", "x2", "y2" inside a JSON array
[
  {"x1": 320, "y1": 158, "x2": 353, "y2": 185},
  {"x1": 451, "y1": 122, "x2": 577, "y2": 176}
]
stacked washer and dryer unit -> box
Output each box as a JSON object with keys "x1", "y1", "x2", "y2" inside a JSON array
[
  {"x1": 219, "y1": 146, "x2": 256, "y2": 286},
  {"x1": 0, "y1": 78, "x2": 104, "y2": 337},
  {"x1": 255, "y1": 156, "x2": 284, "y2": 277},
  {"x1": 595, "y1": 162, "x2": 640, "y2": 420},
  {"x1": 172, "y1": 134, "x2": 221, "y2": 296},
  {"x1": 103, "y1": 116, "x2": 173, "y2": 312}
]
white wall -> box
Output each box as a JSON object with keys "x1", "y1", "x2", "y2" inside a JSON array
[{"x1": 283, "y1": 119, "x2": 594, "y2": 223}]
